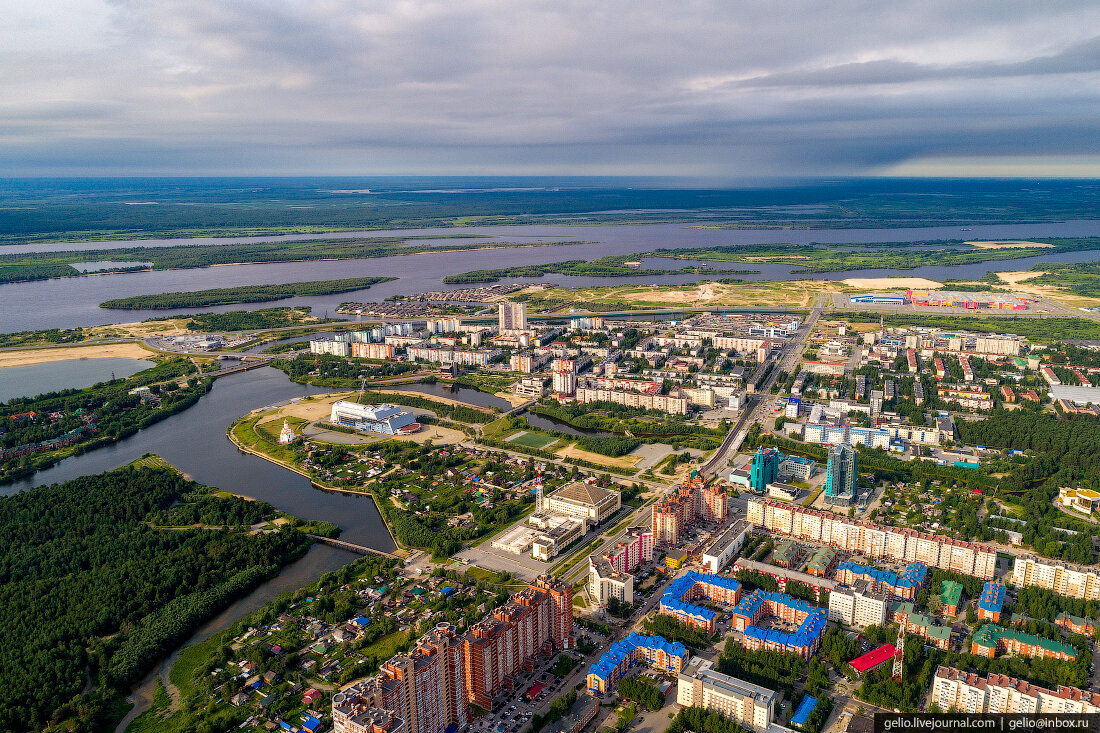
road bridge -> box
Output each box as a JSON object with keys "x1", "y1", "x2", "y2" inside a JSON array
[{"x1": 307, "y1": 534, "x2": 401, "y2": 559}]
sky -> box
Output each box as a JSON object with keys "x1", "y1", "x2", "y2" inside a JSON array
[{"x1": 2, "y1": 0, "x2": 1099, "y2": 177}]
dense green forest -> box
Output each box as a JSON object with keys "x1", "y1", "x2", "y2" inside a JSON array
[
  {"x1": 1, "y1": 358, "x2": 211, "y2": 483},
  {"x1": 99, "y1": 276, "x2": 396, "y2": 309},
  {"x1": 0, "y1": 236, "x2": 582, "y2": 284},
  {"x1": 185, "y1": 307, "x2": 318, "y2": 332},
  {"x1": 441, "y1": 256, "x2": 756, "y2": 283},
  {"x1": 0, "y1": 465, "x2": 314, "y2": 732},
  {"x1": 4, "y1": 178, "x2": 1100, "y2": 246}
]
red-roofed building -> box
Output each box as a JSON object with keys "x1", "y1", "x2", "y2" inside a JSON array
[
  {"x1": 848, "y1": 643, "x2": 897, "y2": 677},
  {"x1": 525, "y1": 683, "x2": 543, "y2": 700}
]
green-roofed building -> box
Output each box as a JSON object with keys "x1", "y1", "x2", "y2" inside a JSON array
[
  {"x1": 939, "y1": 580, "x2": 964, "y2": 616},
  {"x1": 772, "y1": 541, "x2": 799, "y2": 569},
  {"x1": 805, "y1": 546, "x2": 838, "y2": 578},
  {"x1": 971, "y1": 624, "x2": 1077, "y2": 661},
  {"x1": 890, "y1": 602, "x2": 951, "y2": 650}
]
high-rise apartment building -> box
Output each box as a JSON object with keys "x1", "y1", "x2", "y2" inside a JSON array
[
  {"x1": 498, "y1": 302, "x2": 527, "y2": 332},
  {"x1": 651, "y1": 474, "x2": 728, "y2": 547},
  {"x1": 333, "y1": 623, "x2": 467, "y2": 733},
  {"x1": 463, "y1": 575, "x2": 573, "y2": 709},
  {"x1": 749, "y1": 448, "x2": 780, "y2": 494},
  {"x1": 824, "y1": 443, "x2": 859, "y2": 507}
]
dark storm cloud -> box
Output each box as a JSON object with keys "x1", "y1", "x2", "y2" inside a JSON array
[{"x1": 1, "y1": 0, "x2": 1098, "y2": 175}]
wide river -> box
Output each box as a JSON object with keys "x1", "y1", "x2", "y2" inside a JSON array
[{"x1": 5, "y1": 219, "x2": 1100, "y2": 332}]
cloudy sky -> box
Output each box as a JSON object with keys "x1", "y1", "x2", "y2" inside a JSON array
[{"x1": 3, "y1": 0, "x2": 1099, "y2": 176}]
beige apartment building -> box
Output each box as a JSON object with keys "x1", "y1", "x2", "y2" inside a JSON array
[
  {"x1": 746, "y1": 498, "x2": 996, "y2": 579},
  {"x1": 1011, "y1": 556, "x2": 1100, "y2": 601}
]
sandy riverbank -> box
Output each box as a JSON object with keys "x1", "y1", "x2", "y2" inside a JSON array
[
  {"x1": 841, "y1": 277, "x2": 942, "y2": 290},
  {"x1": 966, "y1": 240, "x2": 1053, "y2": 249},
  {"x1": 0, "y1": 342, "x2": 156, "y2": 368}
]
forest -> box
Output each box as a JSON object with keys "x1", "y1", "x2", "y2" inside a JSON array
[
  {"x1": 5, "y1": 178, "x2": 1100, "y2": 246},
  {"x1": 185, "y1": 307, "x2": 319, "y2": 332},
  {"x1": 1, "y1": 358, "x2": 211, "y2": 483},
  {"x1": 441, "y1": 256, "x2": 756, "y2": 284},
  {"x1": 99, "y1": 276, "x2": 396, "y2": 309},
  {"x1": 0, "y1": 236, "x2": 582, "y2": 284},
  {"x1": 0, "y1": 465, "x2": 314, "y2": 732},
  {"x1": 644, "y1": 237, "x2": 1100, "y2": 273}
]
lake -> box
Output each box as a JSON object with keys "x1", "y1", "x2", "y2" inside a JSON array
[
  {"x1": 4, "y1": 219, "x2": 1100, "y2": 332},
  {"x1": 0, "y1": 357, "x2": 154, "y2": 402}
]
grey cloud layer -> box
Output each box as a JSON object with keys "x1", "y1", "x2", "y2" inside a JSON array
[{"x1": 1, "y1": 0, "x2": 1098, "y2": 174}]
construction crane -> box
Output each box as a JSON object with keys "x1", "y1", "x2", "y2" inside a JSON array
[{"x1": 892, "y1": 626, "x2": 905, "y2": 682}]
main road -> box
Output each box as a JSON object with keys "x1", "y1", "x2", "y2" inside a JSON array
[{"x1": 701, "y1": 302, "x2": 823, "y2": 478}]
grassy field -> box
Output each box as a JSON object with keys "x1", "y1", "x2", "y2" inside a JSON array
[
  {"x1": 517, "y1": 280, "x2": 837, "y2": 311},
  {"x1": 509, "y1": 431, "x2": 559, "y2": 450},
  {"x1": 127, "y1": 453, "x2": 181, "y2": 473}
]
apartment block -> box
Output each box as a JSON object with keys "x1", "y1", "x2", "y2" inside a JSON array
[
  {"x1": 333, "y1": 623, "x2": 467, "y2": 733},
  {"x1": 970, "y1": 625, "x2": 1077, "y2": 661},
  {"x1": 828, "y1": 582, "x2": 888, "y2": 629},
  {"x1": 1011, "y1": 556, "x2": 1100, "y2": 601},
  {"x1": 587, "y1": 633, "x2": 689, "y2": 694},
  {"x1": 660, "y1": 571, "x2": 743, "y2": 634},
  {"x1": 746, "y1": 498, "x2": 996, "y2": 579},
  {"x1": 676, "y1": 659, "x2": 776, "y2": 732},
  {"x1": 463, "y1": 576, "x2": 573, "y2": 710},
  {"x1": 931, "y1": 667, "x2": 1100, "y2": 715}
]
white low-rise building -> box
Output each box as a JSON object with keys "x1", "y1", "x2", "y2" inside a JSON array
[
  {"x1": 700, "y1": 521, "x2": 751, "y2": 574},
  {"x1": 330, "y1": 401, "x2": 418, "y2": 435}
]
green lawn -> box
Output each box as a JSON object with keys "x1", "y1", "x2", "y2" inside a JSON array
[{"x1": 509, "y1": 431, "x2": 558, "y2": 450}]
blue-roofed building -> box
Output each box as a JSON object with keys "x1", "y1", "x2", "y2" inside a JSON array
[
  {"x1": 587, "y1": 633, "x2": 689, "y2": 694},
  {"x1": 659, "y1": 571, "x2": 742, "y2": 634},
  {"x1": 731, "y1": 590, "x2": 827, "y2": 659},
  {"x1": 353, "y1": 615, "x2": 372, "y2": 627},
  {"x1": 978, "y1": 581, "x2": 1006, "y2": 623},
  {"x1": 302, "y1": 716, "x2": 322, "y2": 733},
  {"x1": 790, "y1": 696, "x2": 818, "y2": 728},
  {"x1": 835, "y1": 561, "x2": 927, "y2": 600}
]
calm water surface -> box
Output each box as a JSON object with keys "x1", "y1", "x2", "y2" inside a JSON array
[
  {"x1": 5, "y1": 220, "x2": 1100, "y2": 332},
  {"x1": 0, "y1": 357, "x2": 154, "y2": 402}
]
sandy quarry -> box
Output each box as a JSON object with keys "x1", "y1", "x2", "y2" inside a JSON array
[
  {"x1": 841, "y1": 277, "x2": 942, "y2": 290},
  {"x1": 0, "y1": 342, "x2": 156, "y2": 368},
  {"x1": 966, "y1": 240, "x2": 1054, "y2": 250}
]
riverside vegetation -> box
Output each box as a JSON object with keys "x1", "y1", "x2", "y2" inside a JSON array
[
  {"x1": 99, "y1": 277, "x2": 397, "y2": 309},
  {"x1": 0, "y1": 464, "x2": 318, "y2": 732}
]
